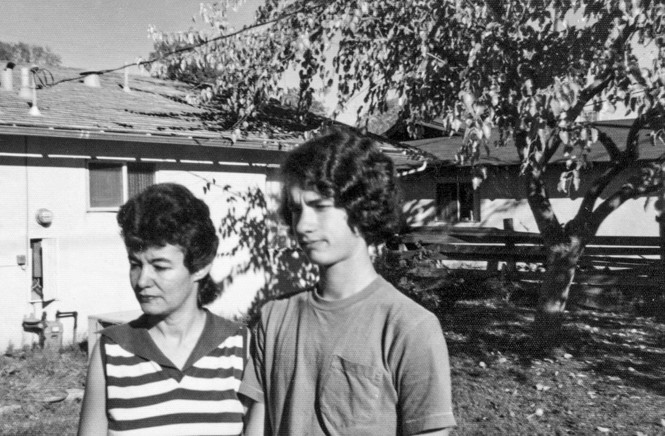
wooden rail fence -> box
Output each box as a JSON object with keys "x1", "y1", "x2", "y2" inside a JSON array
[{"x1": 397, "y1": 220, "x2": 662, "y2": 294}]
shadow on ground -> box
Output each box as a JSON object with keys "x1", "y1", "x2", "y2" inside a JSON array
[{"x1": 438, "y1": 298, "x2": 665, "y2": 396}]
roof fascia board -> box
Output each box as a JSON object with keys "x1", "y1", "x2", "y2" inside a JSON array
[{"x1": 0, "y1": 124, "x2": 297, "y2": 151}]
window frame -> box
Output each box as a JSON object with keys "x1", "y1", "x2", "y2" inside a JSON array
[{"x1": 86, "y1": 160, "x2": 154, "y2": 212}]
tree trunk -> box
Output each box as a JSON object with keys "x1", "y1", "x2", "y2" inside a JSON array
[{"x1": 533, "y1": 237, "x2": 584, "y2": 347}]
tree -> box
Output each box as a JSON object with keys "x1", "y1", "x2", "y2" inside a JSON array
[
  {"x1": 151, "y1": 0, "x2": 665, "y2": 343},
  {"x1": 0, "y1": 41, "x2": 61, "y2": 66}
]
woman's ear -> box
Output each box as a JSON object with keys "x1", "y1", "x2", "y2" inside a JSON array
[{"x1": 191, "y1": 262, "x2": 213, "y2": 282}]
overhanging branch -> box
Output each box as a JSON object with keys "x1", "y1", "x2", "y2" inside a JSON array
[
  {"x1": 577, "y1": 116, "x2": 647, "y2": 222},
  {"x1": 587, "y1": 173, "x2": 662, "y2": 233},
  {"x1": 568, "y1": 75, "x2": 614, "y2": 122}
]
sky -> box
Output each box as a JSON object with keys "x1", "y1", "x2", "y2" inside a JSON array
[
  {"x1": 0, "y1": 0, "x2": 351, "y2": 119},
  {"x1": 0, "y1": 0, "x2": 259, "y2": 70}
]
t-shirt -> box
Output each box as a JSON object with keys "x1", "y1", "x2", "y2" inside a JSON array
[
  {"x1": 239, "y1": 276, "x2": 456, "y2": 435},
  {"x1": 100, "y1": 310, "x2": 247, "y2": 436}
]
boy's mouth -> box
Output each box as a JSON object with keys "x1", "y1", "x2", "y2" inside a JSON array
[{"x1": 300, "y1": 239, "x2": 321, "y2": 249}]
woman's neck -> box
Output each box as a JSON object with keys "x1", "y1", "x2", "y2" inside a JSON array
[{"x1": 149, "y1": 307, "x2": 207, "y2": 344}]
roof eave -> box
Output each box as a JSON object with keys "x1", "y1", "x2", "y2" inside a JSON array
[{"x1": 0, "y1": 123, "x2": 298, "y2": 151}]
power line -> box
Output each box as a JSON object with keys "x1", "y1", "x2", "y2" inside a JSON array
[{"x1": 37, "y1": 3, "x2": 325, "y2": 88}]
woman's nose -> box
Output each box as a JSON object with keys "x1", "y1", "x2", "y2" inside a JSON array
[{"x1": 135, "y1": 266, "x2": 153, "y2": 288}]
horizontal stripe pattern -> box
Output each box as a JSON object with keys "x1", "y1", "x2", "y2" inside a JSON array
[
  {"x1": 109, "y1": 398, "x2": 244, "y2": 421},
  {"x1": 108, "y1": 375, "x2": 242, "y2": 400},
  {"x1": 108, "y1": 421, "x2": 244, "y2": 436},
  {"x1": 105, "y1": 332, "x2": 245, "y2": 435}
]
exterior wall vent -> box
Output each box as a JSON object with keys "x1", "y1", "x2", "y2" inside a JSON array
[
  {"x1": 1, "y1": 62, "x2": 14, "y2": 91},
  {"x1": 18, "y1": 67, "x2": 33, "y2": 99}
]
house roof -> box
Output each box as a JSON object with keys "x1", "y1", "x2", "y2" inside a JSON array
[
  {"x1": 399, "y1": 119, "x2": 665, "y2": 167},
  {"x1": 0, "y1": 64, "x2": 425, "y2": 170},
  {"x1": 0, "y1": 64, "x2": 312, "y2": 151}
]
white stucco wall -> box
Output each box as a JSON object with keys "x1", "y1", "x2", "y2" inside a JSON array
[
  {"x1": 0, "y1": 136, "x2": 278, "y2": 352},
  {"x1": 0, "y1": 155, "x2": 31, "y2": 352},
  {"x1": 400, "y1": 164, "x2": 661, "y2": 236}
]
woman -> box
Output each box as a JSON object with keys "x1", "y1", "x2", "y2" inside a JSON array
[{"x1": 78, "y1": 183, "x2": 248, "y2": 436}]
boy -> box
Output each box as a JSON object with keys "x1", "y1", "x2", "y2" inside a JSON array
[{"x1": 239, "y1": 130, "x2": 456, "y2": 435}]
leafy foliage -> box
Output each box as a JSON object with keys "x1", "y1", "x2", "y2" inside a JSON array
[
  {"x1": 154, "y1": 1, "x2": 665, "y2": 331},
  {"x1": 0, "y1": 41, "x2": 61, "y2": 66},
  {"x1": 207, "y1": 181, "x2": 317, "y2": 323},
  {"x1": 150, "y1": 1, "x2": 665, "y2": 189}
]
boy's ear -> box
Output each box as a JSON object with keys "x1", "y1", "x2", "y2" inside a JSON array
[{"x1": 191, "y1": 263, "x2": 213, "y2": 282}]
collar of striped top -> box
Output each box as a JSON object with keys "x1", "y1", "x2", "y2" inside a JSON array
[{"x1": 101, "y1": 309, "x2": 242, "y2": 372}]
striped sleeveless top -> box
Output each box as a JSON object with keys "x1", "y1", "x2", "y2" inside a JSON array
[{"x1": 100, "y1": 311, "x2": 247, "y2": 436}]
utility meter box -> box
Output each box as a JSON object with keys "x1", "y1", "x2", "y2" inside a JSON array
[{"x1": 43, "y1": 320, "x2": 63, "y2": 351}]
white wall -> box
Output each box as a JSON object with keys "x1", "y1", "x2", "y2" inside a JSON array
[
  {"x1": 0, "y1": 154, "x2": 31, "y2": 352},
  {"x1": 400, "y1": 164, "x2": 661, "y2": 236},
  {"x1": 0, "y1": 136, "x2": 277, "y2": 352}
]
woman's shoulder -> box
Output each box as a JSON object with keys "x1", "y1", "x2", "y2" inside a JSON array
[
  {"x1": 207, "y1": 310, "x2": 247, "y2": 336},
  {"x1": 99, "y1": 315, "x2": 148, "y2": 344}
]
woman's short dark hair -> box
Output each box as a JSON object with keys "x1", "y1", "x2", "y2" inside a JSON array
[
  {"x1": 280, "y1": 129, "x2": 402, "y2": 245},
  {"x1": 117, "y1": 183, "x2": 220, "y2": 307}
]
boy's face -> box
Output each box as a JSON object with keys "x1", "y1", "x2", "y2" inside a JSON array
[{"x1": 288, "y1": 184, "x2": 367, "y2": 268}]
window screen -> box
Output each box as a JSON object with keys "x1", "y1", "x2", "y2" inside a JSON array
[
  {"x1": 127, "y1": 163, "x2": 155, "y2": 198},
  {"x1": 89, "y1": 162, "x2": 123, "y2": 208}
]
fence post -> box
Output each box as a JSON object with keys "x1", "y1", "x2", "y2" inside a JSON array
[
  {"x1": 503, "y1": 218, "x2": 516, "y2": 276},
  {"x1": 658, "y1": 213, "x2": 665, "y2": 290}
]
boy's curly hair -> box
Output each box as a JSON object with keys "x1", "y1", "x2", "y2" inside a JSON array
[
  {"x1": 279, "y1": 129, "x2": 403, "y2": 245},
  {"x1": 116, "y1": 183, "x2": 220, "y2": 307}
]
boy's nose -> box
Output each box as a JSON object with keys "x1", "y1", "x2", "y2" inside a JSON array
[{"x1": 294, "y1": 208, "x2": 314, "y2": 235}]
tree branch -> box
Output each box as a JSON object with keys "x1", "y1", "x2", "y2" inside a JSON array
[
  {"x1": 624, "y1": 113, "x2": 644, "y2": 161},
  {"x1": 587, "y1": 175, "x2": 663, "y2": 233},
  {"x1": 577, "y1": 116, "x2": 646, "y2": 222},
  {"x1": 596, "y1": 130, "x2": 622, "y2": 161},
  {"x1": 538, "y1": 132, "x2": 562, "y2": 167},
  {"x1": 519, "y1": 130, "x2": 563, "y2": 243},
  {"x1": 576, "y1": 132, "x2": 622, "y2": 219},
  {"x1": 567, "y1": 75, "x2": 614, "y2": 122}
]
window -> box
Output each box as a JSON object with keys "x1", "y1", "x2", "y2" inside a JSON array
[
  {"x1": 436, "y1": 182, "x2": 479, "y2": 222},
  {"x1": 88, "y1": 162, "x2": 154, "y2": 209}
]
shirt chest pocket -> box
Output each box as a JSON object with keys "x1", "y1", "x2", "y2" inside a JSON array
[{"x1": 319, "y1": 355, "x2": 383, "y2": 431}]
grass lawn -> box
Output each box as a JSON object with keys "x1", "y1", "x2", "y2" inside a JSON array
[
  {"x1": 1, "y1": 297, "x2": 664, "y2": 435},
  {"x1": 0, "y1": 345, "x2": 86, "y2": 435}
]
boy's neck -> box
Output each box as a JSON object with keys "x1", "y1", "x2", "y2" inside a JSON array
[{"x1": 318, "y1": 254, "x2": 378, "y2": 301}]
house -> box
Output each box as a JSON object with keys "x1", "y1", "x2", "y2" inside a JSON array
[
  {"x1": 387, "y1": 120, "x2": 663, "y2": 237},
  {"x1": 0, "y1": 64, "x2": 423, "y2": 352},
  {"x1": 0, "y1": 64, "x2": 303, "y2": 352}
]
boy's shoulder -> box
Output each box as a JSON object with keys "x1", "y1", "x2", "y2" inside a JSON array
[
  {"x1": 259, "y1": 287, "x2": 312, "y2": 317},
  {"x1": 371, "y1": 277, "x2": 439, "y2": 325}
]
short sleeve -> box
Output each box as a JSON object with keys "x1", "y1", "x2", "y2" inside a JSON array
[
  {"x1": 238, "y1": 317, "x2": 266, "y2": 403},
  {"x1": 394, "y1": 313, "x2": 456, "y2": 434}
]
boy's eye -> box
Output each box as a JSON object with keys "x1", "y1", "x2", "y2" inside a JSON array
[{"x1": 153, "y1": 264, "x2": 169, "y2": 271}]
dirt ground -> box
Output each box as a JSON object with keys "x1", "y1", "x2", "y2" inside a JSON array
[
  {"x1": 0, "y1": 296, "x2": 663, "y2": 435},
  {"x1": 443, "y1": 299, "x2": 665, "y2": 435}
]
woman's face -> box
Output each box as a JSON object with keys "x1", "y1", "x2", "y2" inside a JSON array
[{"x1": 127, "y1": 244, "x2": 208, "y2": 318}]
